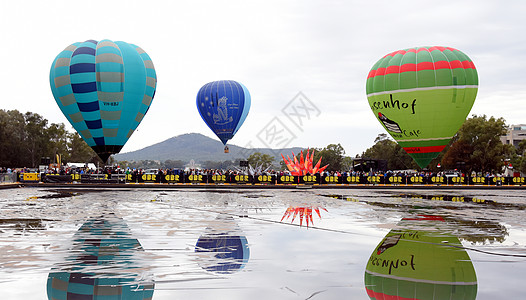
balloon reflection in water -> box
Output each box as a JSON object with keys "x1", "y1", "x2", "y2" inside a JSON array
[
  {"x1": 364, "y1": 215, "x2": 477, "y2": 300},
  {"x1": 281, "y1": 206, "x2": 328, "y2": 227},
  {"x1": 47, "y1": 213, "x2": 154, "y2": 300},
  {"x1": 195, "y1": 215, "x2": 250, "y2": 274}
]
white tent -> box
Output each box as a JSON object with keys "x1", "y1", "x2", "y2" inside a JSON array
[{"x1": 67, "y1": 163, "x2": 97, "y2": 170}]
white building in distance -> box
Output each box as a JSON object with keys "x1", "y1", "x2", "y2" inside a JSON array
[{"x1": 501, "y1": 124, "x2": 526, "y2": 147}]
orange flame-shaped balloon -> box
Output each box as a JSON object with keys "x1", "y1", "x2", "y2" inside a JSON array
[{"x1": 281, "y1": 149, "x2": 329, "y2": 176}]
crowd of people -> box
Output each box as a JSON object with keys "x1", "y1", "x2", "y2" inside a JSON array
[{"x1": 0, "y1": 165, "x2": 517, "y2": 179}]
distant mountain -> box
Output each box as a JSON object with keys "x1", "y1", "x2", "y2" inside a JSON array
[{"x1": 114, "y1": 133, "x2": 304, "y2": 163}]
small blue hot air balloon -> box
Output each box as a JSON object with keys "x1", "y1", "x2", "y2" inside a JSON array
[
  {"x1": 50, "y1": 39, "x2": 157, "y2": 162},
  {"x1": 196, "y1": 80, "x2": 251, "y2": 152}
]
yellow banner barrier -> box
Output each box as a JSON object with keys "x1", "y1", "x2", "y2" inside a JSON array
[{"x1": 21, "y1": 173, "x2": 39, "y2": 182}]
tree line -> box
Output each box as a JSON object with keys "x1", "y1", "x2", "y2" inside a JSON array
[
  {"x1": 0, "y1": 109, "x2": 101, "y2": 168},
  {"x1": 1, "y1": 109, "x2": 523, "y2": 175},
  {"x1": 248, "y1": 115, "x2": 525, "y2": 175},
  {"x1": 362, "y1": 115, "x2": 526, "y2": 175},
  {"x1": 247, "y1": 144, "x2": 350, "y2": 172}
]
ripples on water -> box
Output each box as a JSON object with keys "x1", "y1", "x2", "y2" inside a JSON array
[{"x1": 0, "y1": 187, "x2": 525, "y2": 299}]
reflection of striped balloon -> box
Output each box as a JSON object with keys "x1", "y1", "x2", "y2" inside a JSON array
[
  {"x1": 50, "y1": 40, "x2": 156, "y2": 162},
  {"x1": 364, "y1": 216, "x2": 477, "y2": 300},
  {"x1": 46, "y1": 214, "x2": 154, "y2": 299},
  {"x1": 366, "y1": 46, "x2": 477, "y2": 168}
]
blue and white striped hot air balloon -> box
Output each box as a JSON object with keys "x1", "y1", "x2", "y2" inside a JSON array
[
  {"x1": 196, "y1": 80, "x2": 251, "y2": 151},
  {"x1": 50, "y1": 39, "x2": 156, "y2": 162}
]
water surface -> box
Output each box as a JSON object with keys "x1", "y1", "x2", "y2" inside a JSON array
[{"x1": 0, "y1": 187, "x2": 525, "y2": 299}]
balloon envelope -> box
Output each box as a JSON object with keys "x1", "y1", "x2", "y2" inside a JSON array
[
  {"x1": 196, "y1": 80, "x2": 251, "y2": 145},
  {"x1": 195, "y1": 215, "x2": 250, "y2": 274},
  {"x1": 50, "y1": 39, "x2": 157, "y2": 162},
  {"x1": 364, "y1": 215, "x2": 477, "y2": 300},
  {"x1": 366, "y1": 46, "x2": 478, "y2": 168}
]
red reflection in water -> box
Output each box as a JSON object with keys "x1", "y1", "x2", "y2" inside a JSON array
[
  {"x1": 402, "y1": 215, "x2": 445, "y2": 221},
  {"x1": 281, "y1": 206, "x2": 328, "y2": 227}
]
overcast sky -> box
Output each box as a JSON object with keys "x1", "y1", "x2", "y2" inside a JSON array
[{"x1": 1, "y1": 0, "x2": 525, "y2": 157}]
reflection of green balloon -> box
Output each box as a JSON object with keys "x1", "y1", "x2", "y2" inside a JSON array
[
  {"x1": 364, "y1": 215, "x2": 477, "y2": 300},
  {"x1": 366, "y1": 46, "x2": 478, "y2": 168}
]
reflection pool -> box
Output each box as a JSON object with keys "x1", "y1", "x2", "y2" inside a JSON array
[{"x1": 0, "y1": 187, "x2": 525, "y2": 299}]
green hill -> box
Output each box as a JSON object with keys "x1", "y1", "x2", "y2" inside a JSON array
[{"x1": 114, "y1": 133, "x2": 303, "y2": 163}]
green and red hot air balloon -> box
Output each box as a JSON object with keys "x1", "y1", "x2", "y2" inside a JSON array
[{"x1": 366, "y1": 46, "x2": 478, "y2": 168}]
